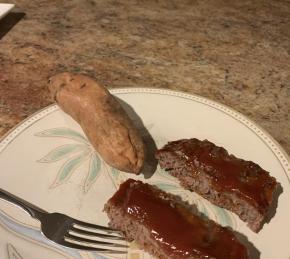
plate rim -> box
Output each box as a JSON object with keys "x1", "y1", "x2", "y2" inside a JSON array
[
  {"x1": 1, "y1": 87, "x2": 289, "y2": 181},
  {"x1": 0, "y1": 87, "x2": 289, "y2": 258}
]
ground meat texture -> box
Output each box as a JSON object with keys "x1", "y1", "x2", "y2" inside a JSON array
[
  {"x1": 155, "y1": 138, "x2": 278, "y2": 232},
  {"x1": 104, "y1": 179, "x2": 249, "y2": 259}
]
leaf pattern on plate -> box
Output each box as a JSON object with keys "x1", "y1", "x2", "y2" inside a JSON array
[
  {"x1": 152, "y1": 170, "x2": 235, "y2": 228},
  {"x1": 111, "y1": 168, "x2": 120, "y2": 179},
  {"x1": 36, "y1": 127, "x2": 102, "y2": 192},
  {"x1": 211, "y1": 205, "x2": 235, "y2": 228},
  {"x1": 38, "y1": 144, "x2": 87, "y2": 163},
  {"x1": 7, "y1": 243, "x2": 23, "y2": 259},
  {"x1": 155, "y1": 182, "x2": 180, "y2": 192},
  {"x1": 35, "y1": 127, "x2": 89, "y2": 144},
  {"x1": 35, "y1": 126, "x2": 235, "y2": 229},
  {"x1": 50, "y1": 150, "x2": 91, "y2": 188},
  {"x1": 196, "y1": 200, "x2": 210, "y2": 218},
  {"x1": 83, "y1": 153, "x2": 101, "y2": 193},
  {"x1": 154, "y1": 167, "x2": 179, "y2": 184}
]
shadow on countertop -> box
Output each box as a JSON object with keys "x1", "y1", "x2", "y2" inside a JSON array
[{"x1": 0, "y1": 12, "x2": 25, "y2": 40}]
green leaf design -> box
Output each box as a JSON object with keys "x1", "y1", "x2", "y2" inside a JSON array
[
  {"x1": 35, "y1": 127, "x2": 88, "y2": 144},
  {"x1": 196, "y1": 201, "x2": 234, "y2": 227},
  {"x1": 152, "y1": 181, "x2": 234, "y2": 227},
  {"x1": 38, "y1": 144, "x2": 88, "y2": 163},
  {"x1": 155, "y1": 182, "x2": 179, "y2": 192},
  {"x1": 156, "y1": 168, "x2": 179, "y2": 183},
  {"x1": 83, "y1": 153, "x2": 101, "y2": 192},
  {"x1": 212, "y1": 205, "x2": 234, "y2": 227},
  {"x1": 196, "y1": 201, "x2": 210, "y2": 218},
  {"x1": 51, "y1": 150, "x2": 90, "y2": 188},
  {"x1": 7, "y1": 243, "x2": 23, "y2": 259},
  {"x1": 111, "y1": 167, "x2": 120, "y2": 179}
]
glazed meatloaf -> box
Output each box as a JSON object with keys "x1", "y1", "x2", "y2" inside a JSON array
[
  {"x1": 104, "y1": 179, "x2": 248, "y2": 259},
  {"x1": 155, "y1": 138, "x2": 278, "y2": 232}
]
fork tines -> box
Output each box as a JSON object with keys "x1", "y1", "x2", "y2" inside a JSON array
[
  {"x1": 70, "y1": 226, "x2": 124, "y2": 240},
  {"x1": 63, "y1": 220, "x2": 128, "y2": 253},
  {"x1": 73, "y1": 218, "x2": 123, "y2": 235},
  {"x1": 61, "y1": 240, "x2": 128, "y2": 253}
]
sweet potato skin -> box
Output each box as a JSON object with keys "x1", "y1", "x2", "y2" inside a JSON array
[{"x1": 48, "y1": 72, "x2": 145, "y2": 174}]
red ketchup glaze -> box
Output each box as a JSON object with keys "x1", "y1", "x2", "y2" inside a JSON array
[
  {"x1": 162, "y1": 139, "x2": 277, "y2": 213},
  {"x1": 110, "y1": 179, "x2": 248, "y2": 259}
]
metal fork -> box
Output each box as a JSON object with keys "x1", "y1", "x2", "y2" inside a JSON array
[{"x1": 0, "y1": 188, "x2": 127, "y2": 253}]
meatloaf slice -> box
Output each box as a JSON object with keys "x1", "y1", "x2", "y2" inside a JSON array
[
  {"x1": 155, "y1": 138, "x2": 278, "y2": 232},
  {"x1": 104, "y1": 179, "x2": 248, "y2": 259}
]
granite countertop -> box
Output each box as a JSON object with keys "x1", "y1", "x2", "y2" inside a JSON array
[{"x1": 0, "y1": 0, "x2": 289, "y2": 154}]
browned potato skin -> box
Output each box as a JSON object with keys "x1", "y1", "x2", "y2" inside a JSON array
[{"x1": 48, "y1": 72, "x2": 145, "y2": 174}]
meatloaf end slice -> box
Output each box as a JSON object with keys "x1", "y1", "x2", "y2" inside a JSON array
[
  {"x1": 155, "y1": 138, "x2": 278, "y2": 232},
  {"x1": 104, "y1": 178, "x2": 248, "y2": 259}
]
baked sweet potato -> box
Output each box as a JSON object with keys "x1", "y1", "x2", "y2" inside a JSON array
[{"x1": 48, "y1": 72, "x2": 145, "y2": 174}]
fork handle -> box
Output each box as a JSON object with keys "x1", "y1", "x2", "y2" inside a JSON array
[{"x1": 0, "y1": 188, "x2": 47, "y2": 220}]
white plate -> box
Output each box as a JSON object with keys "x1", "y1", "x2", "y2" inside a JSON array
[
  {"x1": 0, "y1": 4, "x2": 14, "y2": 20},
  {"x1": 0, "y1": 88, "x2": 289, "y2": 259}
]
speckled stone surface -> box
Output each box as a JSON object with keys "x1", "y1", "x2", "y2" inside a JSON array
[{"x1": 0, "y1": 0, "x2": 289, "y2": 154}]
